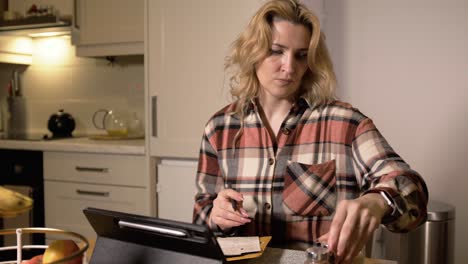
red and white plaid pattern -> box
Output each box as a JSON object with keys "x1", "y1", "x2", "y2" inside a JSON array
[{"x1": 193, "y1": 98, "x2": 428, "y2": 245}]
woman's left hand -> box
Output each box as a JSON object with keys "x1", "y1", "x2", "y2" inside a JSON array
[{"x1": 319, "y1": 193, "x2": 390, "y2": 264}]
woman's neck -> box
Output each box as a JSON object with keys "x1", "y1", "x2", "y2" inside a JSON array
[
  {"x1": 259, "y1": 97, "x2": 292, "y2": 119},
  {"x1": 257, "y1": 96, "x2": 293, "y2": 137}
]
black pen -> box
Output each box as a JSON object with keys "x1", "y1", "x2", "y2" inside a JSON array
[
  {"x1": 231, "y1": 199, "x2": 239, "y2": 212},
  {"x1": 226, "y1": 182, "x2": 241, "y2": 212}
]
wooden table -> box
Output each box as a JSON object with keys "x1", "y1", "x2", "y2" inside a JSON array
[
  {"x1": 236, "y1": 246, "x2": 397, "y2": 264},
  {"x1": 83, "y1": 239, "x2": 396, "y2": 264}
]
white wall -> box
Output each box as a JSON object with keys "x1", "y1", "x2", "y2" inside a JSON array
[
  {"x1": 324, "y1": 1, "x2": 468, "y2": 263},
  {"x1": 301, "y1": 0, "x2": 325, "y2": 24}
]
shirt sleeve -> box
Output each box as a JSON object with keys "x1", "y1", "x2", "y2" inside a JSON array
[
  {"x1": 352, "y1": 118, "x2": 428, "y2": 232},
  {"x1": 192, "y1": 125, "x2": 225, "y2": 230}
]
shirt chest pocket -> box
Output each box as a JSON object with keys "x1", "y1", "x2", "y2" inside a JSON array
[{"x1": 282, "y1": 160, "x2": 337, "y2": 216}]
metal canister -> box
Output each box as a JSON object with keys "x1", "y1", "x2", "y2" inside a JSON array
[{"x1": 304, "y1": 243, "x2": 330, "y2": 264}]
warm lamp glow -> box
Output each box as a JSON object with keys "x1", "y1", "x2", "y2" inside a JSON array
[
  {"x1": 33, "y1": 35, "x2": 71, "y2": 65},
  {"x1": 12, "y1": 37, "x2": 33, "y2": 54},
  {"x1": 29, "y1": 31, "x2": 69, "y2": 38}
]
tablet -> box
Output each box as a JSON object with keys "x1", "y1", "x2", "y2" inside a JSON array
[{"x1": 83, "y1": 207, "x2": 225, "y2": 264}]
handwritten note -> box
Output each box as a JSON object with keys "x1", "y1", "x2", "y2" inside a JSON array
[{"x1": 217, "y1": 236, "x2": 261, "y2": 256}]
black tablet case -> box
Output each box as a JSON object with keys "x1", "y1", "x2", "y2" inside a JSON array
[{"x1": 83, "y1": 207, "x2": 225, "y2": 264}]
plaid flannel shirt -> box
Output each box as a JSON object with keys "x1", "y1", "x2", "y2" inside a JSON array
[{"x1": 193, "y1": 98, "x2": 428, "y2": 244}]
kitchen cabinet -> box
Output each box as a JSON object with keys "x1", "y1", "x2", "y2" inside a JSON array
[
  {"x1": 157, "y1": 159, "x2": 197, "y2": 222},
  {"x1": 146, "y1": 0, "x2": 263, "y2": 158},
  {"x1": 44, "y1": 151, "x2": 153, "y2": 240},
  {"x1": 72, "y1": 0, "x2": 144, "y2": 56}
]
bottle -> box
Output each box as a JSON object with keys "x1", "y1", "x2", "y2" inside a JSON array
[{"x1": 304, "y1": 244, "x2": 330, "y2": 264}]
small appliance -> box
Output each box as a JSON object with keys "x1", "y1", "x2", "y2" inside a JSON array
[{"x1": 47, "y1": 109, "x2": 75, "y2": 138}]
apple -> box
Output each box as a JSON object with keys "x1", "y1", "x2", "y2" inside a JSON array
[
  {"x1": 42, "y1": 240, "x2": 82, "y2": 264},
  {"x1": 21, "y1": 254, "x2": 43, "y2": 264}
]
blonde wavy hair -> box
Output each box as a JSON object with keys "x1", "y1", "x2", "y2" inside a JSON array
[{"x1": 226, "y1": 0, "x2": 337, "y2": 117}]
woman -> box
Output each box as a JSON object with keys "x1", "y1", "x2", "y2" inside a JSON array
[{"x1": 193, "y1": 0, "x2": 428, "y2": 263}]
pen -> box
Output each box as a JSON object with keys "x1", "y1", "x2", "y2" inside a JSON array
[
  {"x1": 226, "y1": 182, "x2": 241, "y2": 212},
  {"x1": 231, "y1": 199, "x2": 239, "y2": 212}
]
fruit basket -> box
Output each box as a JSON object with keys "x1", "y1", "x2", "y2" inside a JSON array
[{"x1": 0, "y1": 227, "x2": 89, "y2": 264}]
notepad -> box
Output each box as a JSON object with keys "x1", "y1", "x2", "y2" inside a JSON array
[{"x1": 217, "y1": 236, "x2": 261, "y2": 256}]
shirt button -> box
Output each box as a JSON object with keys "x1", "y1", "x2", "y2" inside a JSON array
[
  {"x1": 264, "y1": 203, "x2": 271, "y2": 210},
  {"x1": 268, "y1": 158, "x2": 274, "y2": 165},
  {"x1": 282, "y1": 128, "x2": 291, "y2": 135}
]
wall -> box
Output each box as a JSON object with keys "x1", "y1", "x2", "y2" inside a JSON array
[
  {"x1": 0, "y1": 36, "x2": 144, "y2": 136},
  {"x1": 324, "y1": 1, "x2": 467, "y2": 263},
  {"x1": 301, "y1": 0, "x2": 324, "y2": 23}
]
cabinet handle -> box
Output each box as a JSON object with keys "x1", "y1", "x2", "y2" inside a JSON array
[
  {"x1": 151, "y1": 95, "x2": 158, "y2": 137},
  {"x1": 73, "y1": 0, "x2": 80, "y2": 29},
  {"x1": 118, "y1": 220, "x2": 186, "y2": 237},
  {"x1": 75, "y1": 166, "x2": 109, "y2": 173},
  {"x1": 76, "y1": 189, "x2": 110, "y2": 197},
  {"x1": 13, "y1": 164, "x2": 24, "y2": 175}
]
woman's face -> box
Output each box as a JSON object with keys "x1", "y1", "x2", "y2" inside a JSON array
[{"x1": 256, "y1": 19, "x2": 310, "y2": 102}]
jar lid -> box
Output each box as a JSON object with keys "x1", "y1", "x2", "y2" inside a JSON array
[
  {"x1": 427, "y1": 200, "x2": 456, "y2": 221},
  {"x1": 305, "y1": 243, "x2": 329, "y2": 261}
]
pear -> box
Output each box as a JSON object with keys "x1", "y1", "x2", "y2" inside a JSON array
[{"x1": 43, "y1": 240, "x2": 82, "y2": 264}]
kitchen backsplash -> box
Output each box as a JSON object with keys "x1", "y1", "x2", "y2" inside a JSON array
[{"x1": 0, "y1": 35, "x2": 144, "y2": 136}]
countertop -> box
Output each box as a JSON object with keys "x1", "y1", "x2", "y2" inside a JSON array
[{"x1": 0, "y1": 137, "x2": 145, "y2": 155}]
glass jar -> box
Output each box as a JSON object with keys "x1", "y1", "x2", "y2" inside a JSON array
[
  {"x1": 127, "y1": 112, "x2": 144, "y2": 137},
  {"x1": 304, "y1": 243, "x2": 330, "y2": 264}
]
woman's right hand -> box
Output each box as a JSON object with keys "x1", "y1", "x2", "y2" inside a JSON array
[{"x1": 210, "y1": 189, "x2": 251, "y2": 231}]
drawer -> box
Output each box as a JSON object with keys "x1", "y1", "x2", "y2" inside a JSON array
[
  {"x1": 44, "y1": 181, "x2": 150, "y2": 240},
  {"x1": 44, "y1": 151, "x2": 146, "y2": 187}
]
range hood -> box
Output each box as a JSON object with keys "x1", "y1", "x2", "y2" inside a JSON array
[
  {"x1": 0, "y1": 35, "x2": 33, "y2": 65},
  {"x1": 0, "y1": 16, "x2": 71, "y2": 65},
  {"x1": 0, "y1": 16, "x2": 71, "y2": 37}
]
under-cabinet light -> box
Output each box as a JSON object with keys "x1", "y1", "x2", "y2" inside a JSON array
[{"x1": 28, "y1": 31, "x2": 70, "y2": 38}]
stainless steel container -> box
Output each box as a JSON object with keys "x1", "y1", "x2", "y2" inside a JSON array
[
  {"x1": 6, "y1": 96, "x2": 27, "y2": 137},
  {"x1": 368, "y1": 200, "x2": 455, "y2": 264}
]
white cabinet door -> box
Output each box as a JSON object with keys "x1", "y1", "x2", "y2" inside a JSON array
[
  {"x1": 73, "y1": 0, "x2": 144, "y2": 56},
  {"x1": 147, "y1": 0, "x2": 263, "y2": 158},
  {"x1": 44, "y1": 151, "x2": 146, "y2": 187},
  {"x1": 43, "y1": 151, "x2": 155, "y2": 240},
  {"x1": 157, "y1": 159, "x2": 197, "y2": 222},
  {"x1": 44, "y1": 181, "x2": 148, "y2": 239}
]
